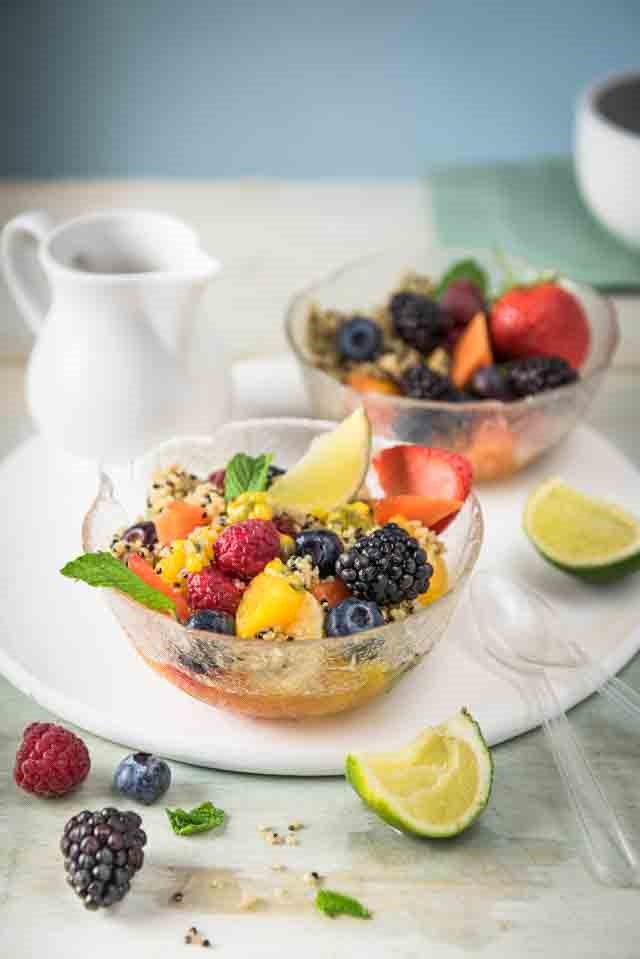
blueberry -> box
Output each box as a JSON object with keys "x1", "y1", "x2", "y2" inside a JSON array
[
  {"x1": 325, "y1": 598, "x2": 384, "y2": 637},
  {"x1": 469, "y1": 365, "x2": 513, "y2": 401},
  {"x1": 185, "y1": 609, "x2": 235, "y2": 635},
  {"x1": 336, "y1": 316, "x2": 383, "y2": 362},
  {"x1": 267, "y1": 465, "x2": 286, "y2": 486},
  {"x1": 113, "y1": 752, "x2": 171, "y2": 805},
  {"x1": 294, "y1": 529, "x2": 343, "y2": 577},
  {"x1": 122, "y1": 521, "x2": 157, "y2": 548}
]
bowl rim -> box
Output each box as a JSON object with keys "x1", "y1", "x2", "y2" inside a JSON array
[
  {"x1": 283, "y1": 245, "x2": 619, "y2": 415},
  {"x1": 84, "y1": 417, "x2": 484, "y2": 653},
  {"x1": 578, "y1": 69, "x2": 640, "y2": 146}
]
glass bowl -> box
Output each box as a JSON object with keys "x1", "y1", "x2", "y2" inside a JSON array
[
  {"x1": 285, "y1": 246, "x2": 619, "y2": 482},
  {"x1": 83, "y1": 418, "x2": 483, "y2": 719}
]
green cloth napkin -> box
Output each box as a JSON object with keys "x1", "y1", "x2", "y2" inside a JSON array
[{"x1": 429, "y1": 156, "x2": 640, "y2": 292}]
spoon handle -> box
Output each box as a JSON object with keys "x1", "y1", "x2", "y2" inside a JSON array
[
  {"x1": 569, "y1": 642, "x2": 640, "y2": 726},
  {"x1": 534, "y1": 671, "x2": 639, "y2": 887}
]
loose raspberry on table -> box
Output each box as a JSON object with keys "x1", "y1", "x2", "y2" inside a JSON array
[
  {"x1": 215, "y1": 519, "x2": 281, "y2": 579},
  {"x1": 187, "y1": 566, "x2": 244, "y2": 615},
  {"x1": 14, "y1": 722, "x2": 91, "y2": 797}
]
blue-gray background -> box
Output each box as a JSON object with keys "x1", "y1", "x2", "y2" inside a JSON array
[{"x1": 2, "y1": 0, "x2": 639, "y2": 178}]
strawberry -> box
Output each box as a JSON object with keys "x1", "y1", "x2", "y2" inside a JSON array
[
  {"x1": 372, "y1": 446, "x2": 472, "y2": 532},
  {"x1": 490, "y1": 282, "x2": 589, "y2": 370}
]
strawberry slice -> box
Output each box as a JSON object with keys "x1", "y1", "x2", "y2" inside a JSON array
[
  {"x1": 373, "y1": 495, "x2": 462, "y2": 528},
  {"x1": 373, "y1": 446, "x2": 473, "y2": 499}
]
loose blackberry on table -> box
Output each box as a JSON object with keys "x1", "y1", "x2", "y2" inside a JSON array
[
  {"x1": 336, "y1": 523, "x2": 433, "y2": 605},
  {"x1": 60, "y1": 808, "x2": 146, "y2": 909}
]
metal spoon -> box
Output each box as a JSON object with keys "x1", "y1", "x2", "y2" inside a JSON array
[{"x1": 469, "y1": 571, "x2": 640, "y2": 887}]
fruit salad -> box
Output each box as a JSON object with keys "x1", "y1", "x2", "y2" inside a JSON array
[
  {"x1": 105, "y1": 414, "x2": 470, "y2": 640},
  {"x1": 308, "y1": 260, "x2": 589, "y2": 403},
  {"x1": 66, "y1": 412, "x2": 481, "y2": 718}
]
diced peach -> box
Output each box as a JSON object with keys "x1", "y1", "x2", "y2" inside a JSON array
[
  {"x1": 127, "y1": 553, "x2": 190, "y2": 621},
  {"x1": 451, "y1": 312, "x2": 493, "y2": 388},
  {"x1": 346, "y1": 372, "x2": 401, "y2": 396},
  {"x1": 312, "y1": 578, "x2": 351, "y2": 609},
  {"x1": 155, "y1": 500, "x2": 207, "y2": 546}
]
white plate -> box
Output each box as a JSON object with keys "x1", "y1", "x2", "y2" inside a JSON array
[{"x1": 1, "y1": 358, "x2": 639, "y2": 775}]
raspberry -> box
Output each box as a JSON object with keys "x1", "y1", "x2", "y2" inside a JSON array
[
  {"x1": 187, "y1": 566, "x2": 244, "y2": 615},
  {"x1": 215, "y1": 519, "x2": 281, "y2": 579},
  {"x1": 14, "y1": 722, "x2": 90, "y2": 797}
]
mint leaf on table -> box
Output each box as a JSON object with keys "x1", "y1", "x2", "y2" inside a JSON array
[
  {"x1": 60, "y1": 551, "x2": 176, "y2": 614},
  {"x1": 315, "y1": 889, "x2": 372, "y2": 919},
  {"x1": 435, "y1": 258, "x2": 489, "y2": 299},
  {"x1": 224, "y1": 452, "x2": 273, "y2": 501},
  {"x1": 166, "y1": 801, "x2": 225, "y2": 836}
]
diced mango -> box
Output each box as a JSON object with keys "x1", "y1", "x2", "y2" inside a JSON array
[{"x1": 236, "y1": 571, "x2": 305, "y2": 638}]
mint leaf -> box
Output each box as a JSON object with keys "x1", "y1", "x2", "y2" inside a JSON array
[
  {"x1": 60, "y1": 551, "x2": 176, "y2": 614},
  {"x1": 166, "y1": 801, "x2": 225, "y2": 836},
  {"x1": 315, "y1": 889, "x2": 371, "y2": 919},
  {"x1": 436, "y1": 259, "x2": 489, "y2": 299},
  {"x1": 224, "y1": 452, "x2": 273, "y2": 501}
]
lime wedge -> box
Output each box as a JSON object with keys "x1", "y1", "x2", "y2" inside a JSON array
[
  {"x1": 524, "y1": 478, "x2": 640, "y2": 583},
  {"x1": 269, "y1": 408, "x2": 371, "y2": 514},
  {"x1": 346, "y1": 709, "x2": 493, "y2": 838}
]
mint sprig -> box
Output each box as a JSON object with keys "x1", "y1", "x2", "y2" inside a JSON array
[
  {"x1": 224, "y1": 452, "x2": 272, "y2": 501},
  {"x1": 60, "y1": 551, "x2": 176, "y2": 614},
  {"x1": 166, "y1": 801, "x2": 225, "y2": 836},
  {"x1": 436, "y1": 258, "x2": 489, "y2": 299},
  {"x1": 315, "y1": 889, "x2": 371, "y2": 919}
]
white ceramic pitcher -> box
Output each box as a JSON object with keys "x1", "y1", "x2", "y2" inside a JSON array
[{"x1": 2, "y1": 209, "x2": 230, "y2": 462}]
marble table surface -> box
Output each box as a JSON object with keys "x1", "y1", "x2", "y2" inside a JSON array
[{"x1": 1, "y1": 179, "x2": 640, "y2": 958}]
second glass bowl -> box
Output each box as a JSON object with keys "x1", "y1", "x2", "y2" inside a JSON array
[{"x1": 285, "y1": 246, "x2": 618, "y2": 482}]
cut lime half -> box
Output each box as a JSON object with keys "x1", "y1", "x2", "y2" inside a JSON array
[
  {"x1": 524, "y1": 478, "x2": 640, "y2": 583},
  {"x1": 269, "y1": 408, "x2": 371, "y2": 515},
  {"x1": 346, "y1": 709, "x2": 493, "y2": 839}
]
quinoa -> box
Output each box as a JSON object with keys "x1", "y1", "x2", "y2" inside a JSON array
[
  {"x1": 146, "y1": 465, "x2": 199, "y2": 516},
  {"x1": 184, "y1": 482, "x2": 226, "y2": 522},
  {"x1": 285, "y1": 555, "x2": 320, "y2": 591}
]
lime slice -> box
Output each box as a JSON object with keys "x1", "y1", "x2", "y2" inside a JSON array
[
  {"x1": 269, "y1": 408, "x2": 371, "y2": 514},
  {"x1": 524, "y1": 478, "x2": 640, "y2": 583},
  {"x1": 345, "y1": 709, "x2": 493, "y2": 838}
]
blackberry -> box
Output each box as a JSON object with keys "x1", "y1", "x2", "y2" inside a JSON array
[
  {"x1": 506, "y1": 357, "x2": 578, "y2": 398},
  {"x1": 401, "y1": 365, "x2": 461, "y2": 401},
  {"x1": 390, "y1": 292, "x2": 450, "y2": 355},
  {"x1": 336, "y1": 316, "x2": 383, "y2": 362},
  {"x1": 336, "y1": 524, "x2": 432, "y2": 605},
  {"x1": 60, "y1": 808, "x2": 146, "y2": 909}
]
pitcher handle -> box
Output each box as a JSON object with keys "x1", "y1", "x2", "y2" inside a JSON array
[{"x1": 1, "y1": 211, "x2": 54, "y2": 335}]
